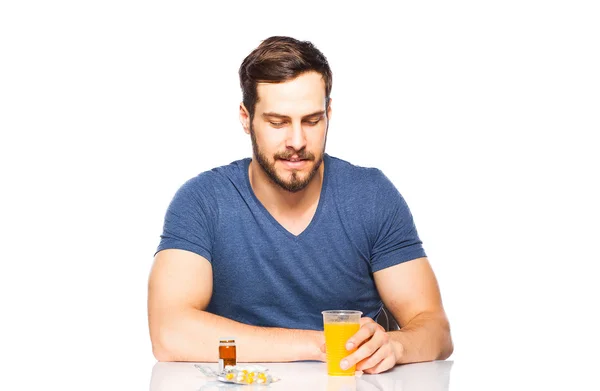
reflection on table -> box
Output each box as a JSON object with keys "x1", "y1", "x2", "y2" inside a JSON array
[{"x1": 150, "y1": 360, "x2": 453, "y2": 391}]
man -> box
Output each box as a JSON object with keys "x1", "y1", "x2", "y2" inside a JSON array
[{"x1": 148, "y1": 36, "x2": 453, "y2": 374}]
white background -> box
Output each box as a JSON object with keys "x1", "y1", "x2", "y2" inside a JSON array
[{"x1": 1, "y1": 1, "x2": 598, "y2": 390}]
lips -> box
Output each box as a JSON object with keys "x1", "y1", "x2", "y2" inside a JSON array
[
  {"x1": 279, "y1": 158, "x2": 309, "y2": 169},
  {"x1": 278, "y1": 154, "x2": 312, "y2": 162}
]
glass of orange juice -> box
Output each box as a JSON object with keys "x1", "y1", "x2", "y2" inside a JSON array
[{"x1": 322, "y1": 310, "x2": 363, "y2": 376}]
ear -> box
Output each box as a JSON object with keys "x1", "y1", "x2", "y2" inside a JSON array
[
  {"x1": 239, "y1": 103, "x2": 251, "y2": 135},
  {"x1": 326, "y1": 98, "x2": 333, "y2": 121}
]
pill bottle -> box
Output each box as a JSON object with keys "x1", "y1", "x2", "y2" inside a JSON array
[{"x1": 218, "y1": 338, "x2": 236, "y2": 372}]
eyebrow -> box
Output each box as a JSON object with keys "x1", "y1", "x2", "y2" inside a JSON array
[{"x1": 262, "y1": 110, "x2": 326, "y2": 120}]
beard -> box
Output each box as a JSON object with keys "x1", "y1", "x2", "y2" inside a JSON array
[{"x1": 250, "y1": 123, "x2": 325, "y2": 193}]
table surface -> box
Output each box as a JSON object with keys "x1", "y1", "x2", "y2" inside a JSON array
[{"x1": 150, "y1": 360, "x2": 454, "y2": 391}]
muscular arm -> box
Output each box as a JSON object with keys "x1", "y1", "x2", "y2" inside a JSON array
[
  {"x1": 148, "y1": 249, "x2": 325, "y2": 362},
  {"x1": 375, "y1": 257, "x2": 453, "y2": 364},
  {"x1": 341, "y1": 257, "x2": 453, "y2": 373}
]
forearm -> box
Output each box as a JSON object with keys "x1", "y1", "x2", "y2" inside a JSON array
[
  {"x1": 389, "y1": 311, "x2": 453, "y2": 364},
  {"x1": 151, "y1": 308, "x2": 324, "y2": 363}
]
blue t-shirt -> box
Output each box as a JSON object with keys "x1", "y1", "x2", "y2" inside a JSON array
[{"x1": 157, "y1": 154, "x2": 426, "y2": 330}]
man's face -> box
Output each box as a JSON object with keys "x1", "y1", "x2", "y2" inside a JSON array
[{"x1": 245, "y1": 71, "x2": 330, "y2": 193}]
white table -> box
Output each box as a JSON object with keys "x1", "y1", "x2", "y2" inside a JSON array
[{"x1": 150, "y1": 360, "x2": 453, "y2": 390}]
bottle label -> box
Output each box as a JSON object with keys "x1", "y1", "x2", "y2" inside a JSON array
[{"x1": 218, "y1": 359, "x2": 224, "y2": 373}]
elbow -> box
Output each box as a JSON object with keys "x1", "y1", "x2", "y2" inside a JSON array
[
  {"x1": 150, "y1": 328, "x2": 179, "y2": 362},
  {"x1": 438, "y1": 338, "x2": 454, "y2": 360},
  {"x1": 153, "y1": 343, "x2": 176, "y2": 362},
  {"x1": 437, "y1": 323, "x2": 454, "y2": 360}
]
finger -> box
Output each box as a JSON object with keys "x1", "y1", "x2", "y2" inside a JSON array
[
  {"x1": 319, "y1": 351, "x2": 327, "y2": 362},
  {"x1": 319, "y1": 342, "x2": 327, "y2": 362},
  {"x1": 362, "y1": 355, "x2": 396, "y2": 374},
  {"x1": 341, "y1": 328, "x2": 388, "y2": 370},
  {"x1": 359, "y1": 317, "x2": 375, "y2": 326},
  {"x1": 345, "y1": 321, "x2": 379, "y2": 351},
  {"x1": 355, "y1": 343, "x2": 390, "y2": 372}
]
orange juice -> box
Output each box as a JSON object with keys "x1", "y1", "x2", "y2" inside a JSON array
[{"x1": 324, "y1": 322, "x2": 360, "y2": 376}]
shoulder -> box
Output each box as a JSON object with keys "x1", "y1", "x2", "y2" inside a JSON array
[
  {"x1": 180, "y1": 158, "x2": 249, "y2": 193},
  {"x1": 326, "y1": 155, "x2": 410, "y2": 225},
  {"x1": 327, "y1": 155, "x2": 396, "y2": 197},
  {"x1": 172, "y1": 158, "x2": 250, "y2": 207}
]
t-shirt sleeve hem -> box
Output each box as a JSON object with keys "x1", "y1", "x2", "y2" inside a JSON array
[
  {"x1": 370, "y1": 248, "x2": 427, "y2": 273},
  {"x1": 155, "y1": 240, "x2": 213, "y2": 263}
]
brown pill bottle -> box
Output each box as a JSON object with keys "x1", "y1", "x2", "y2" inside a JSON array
[{"x1": 218, "y1": 338, "x2": 236, "y2": 372}]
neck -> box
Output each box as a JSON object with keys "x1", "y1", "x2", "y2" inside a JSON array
[{"x1": 248, "y1": 159, "x2": 325, "y2": 213}]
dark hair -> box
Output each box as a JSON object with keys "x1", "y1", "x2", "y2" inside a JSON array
[{"x1": 239, "y1": 36, "x2": 333, "y2": 120}]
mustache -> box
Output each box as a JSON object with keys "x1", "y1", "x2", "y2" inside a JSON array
[{"x1": 275, "y1": 149, "x2": 315, "y2": 161}]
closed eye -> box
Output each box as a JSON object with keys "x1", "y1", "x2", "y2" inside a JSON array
[
  {"x1": 269, "y1": 121, "x2": 287, "y2": 128},
  {"x1": 304, "y1": 118, "x2": 322, "y2": 126}
]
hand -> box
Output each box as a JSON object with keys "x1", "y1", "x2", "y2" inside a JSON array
[{"x1": 340, "y1": 317, "x2": 402, "y2": 374}]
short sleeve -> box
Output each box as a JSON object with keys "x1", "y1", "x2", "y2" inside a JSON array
[
  {"x1": 155, "y1": 176, "x2": 217, "y2": 262},
  {"x1": 369, "y1": 171, "x2": 426, "y2": 272}
]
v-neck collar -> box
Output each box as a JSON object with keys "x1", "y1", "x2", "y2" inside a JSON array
[{"x1": 244, "y1": 154, "x2": 330, "y2": 240}]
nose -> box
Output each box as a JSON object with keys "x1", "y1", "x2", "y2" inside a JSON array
[{"x1": 286, "y1": 122, "x2": 307, "y2": 151}]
